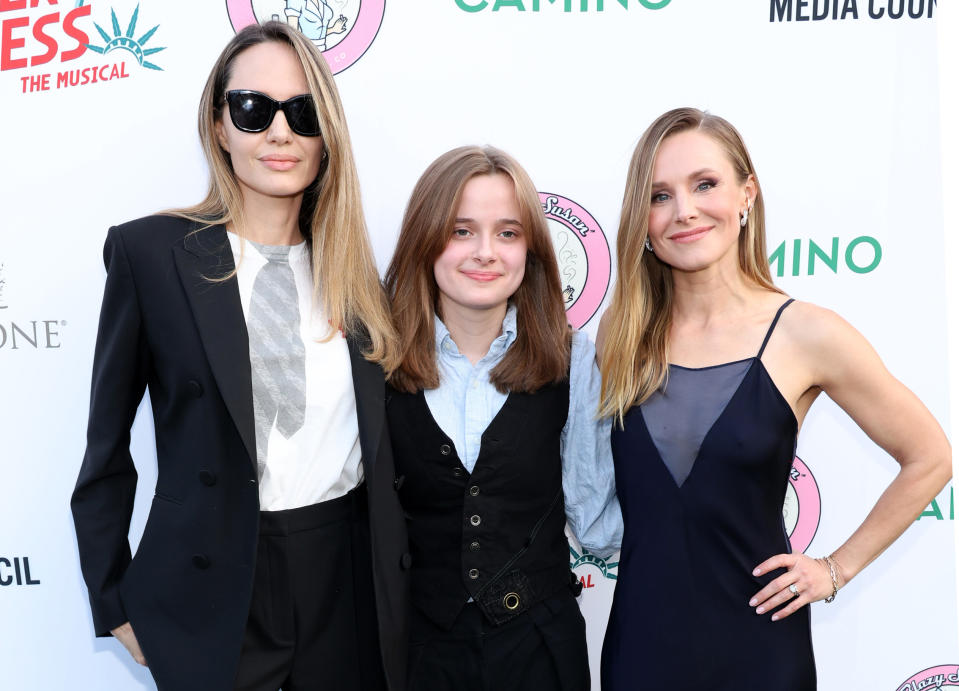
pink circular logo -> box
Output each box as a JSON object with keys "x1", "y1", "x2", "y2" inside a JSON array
[
  {"x1": 226, "y1": 1, "x2": 386, "y2": 74},
  {"x1": 897, "y1": 665, "x2": 959, "y2": 690},
  {"x1": 538, "y1": 192, "x2": 611, "y2": 329},
  {"x1": 782, "y1": 456, "x2": 821, "y2": 553}
]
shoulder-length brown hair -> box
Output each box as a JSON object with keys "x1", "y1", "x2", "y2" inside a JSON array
[
  {"x1": 385, "y1": 145, "x2": 570, "y2": 394},
  {"x1": 168, "y1": 21, "x2": 396, "y2": 368},
  {"x1": 599, "y1": 107, "x2": 783, "y2": 424}
]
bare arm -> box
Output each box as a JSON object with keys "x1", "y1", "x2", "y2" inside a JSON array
[{"x1": 751, "y1": 305, "x2": 951, "y2": 619}]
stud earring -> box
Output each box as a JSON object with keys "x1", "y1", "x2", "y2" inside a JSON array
[
  {"x1": 740, "y1": 207, "x2": 749, "y2": 227},
  {"x1": 644, "y1": 237, "x2": 653, "y2": 252}
]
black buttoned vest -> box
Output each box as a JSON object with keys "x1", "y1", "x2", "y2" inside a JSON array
[{"x1": 387, "y1": 380, "x2": 571, "y2": 630}]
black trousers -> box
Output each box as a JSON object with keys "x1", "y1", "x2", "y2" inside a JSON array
[
  {"x1": 233, "y1": 485, "x2": 386, "y2": 691},
  {"x1": 407, "y1": 589, "x2": 589, "y2": 691}
]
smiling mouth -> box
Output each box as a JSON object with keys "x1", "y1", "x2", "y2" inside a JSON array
[
  {"x1": 669, "y1": 225, "x2": 713, "y2": 243},
  {"x1": 461, "y1": 271, "x2": 502, "y2": 282}
]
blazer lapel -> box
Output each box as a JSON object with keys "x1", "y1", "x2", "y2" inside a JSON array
[
  {"x1": 348, "y1": 334, "x2": 385, "y2": 477},
  {"x1": 173, "y1": 225, "x2": 256, "y2": 468}
]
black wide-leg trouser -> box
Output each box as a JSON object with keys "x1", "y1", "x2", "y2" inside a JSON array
[{"x1": 233, "y1": 484, "x2": 386, "y2": 691}]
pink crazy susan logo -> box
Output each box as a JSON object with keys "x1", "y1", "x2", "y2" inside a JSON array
[
  {"x1": 538, "y1": 192, "x2": 611, "y2": 330},
  {"x1": 783, "y1": 456, "x2": 820, "y2": 553},
  {"x1": 226, "y1": 0, "x2": 386, "y2": 74},
  {"x1": 897, "y1": 665, "x2": 959, "y2": 691}
]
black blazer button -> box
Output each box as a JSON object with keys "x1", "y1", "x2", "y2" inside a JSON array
[
  {"x1": 439, "y1": 443, "x2": 452, "y2": 456},
  {"x1": 400, "y1": 553, "x2": 413, "y2": 570},
  {"x1": 187, "y1": 380, "x2": 203, "y2": 398},
  {"x1": 198, "y1": 470, "x2": 217, "y2": 486},
  {"x1": 469, "y1": 541, "x2": 480, "y2": 552},
  {"x1": 469, "y1": 485, "x2": 480, "y2": 496},
  {"x1": 468, "y1": 568, "x2": 479, "y2": 580},
  {"x1": 192, "y1": 554, "x2": 210, "y2": 570},
  {"x1": 393, "y1": 475, "x2": 405, "y2": 491},
  {"x1": 452, "y1": 467, "x2": 464, "y2": 478}
]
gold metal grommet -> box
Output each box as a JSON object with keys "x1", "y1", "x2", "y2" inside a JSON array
[{"x1": 503, "y1": 592, "x2": 520, "y2": 611}]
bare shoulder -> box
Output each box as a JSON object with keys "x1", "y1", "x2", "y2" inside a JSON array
[
  {"x1": 776, "y1": 299, "x2": 882, "y2": 384},
  {"x1": 777, "y1": 300, "x2": 860, "y2": 349}
]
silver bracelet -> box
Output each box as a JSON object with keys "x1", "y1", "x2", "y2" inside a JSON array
[{"x1": 819, "y1": 555, "x2": 840, "y2": 603}]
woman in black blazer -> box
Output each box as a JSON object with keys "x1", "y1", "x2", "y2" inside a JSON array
[{"x1": 71, "y1": 22, "x2": 408, "y2": 691}]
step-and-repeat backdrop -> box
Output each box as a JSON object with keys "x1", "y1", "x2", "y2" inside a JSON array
[{"x1": 0, "y1": 1, "x2": 954, "y2": 689}]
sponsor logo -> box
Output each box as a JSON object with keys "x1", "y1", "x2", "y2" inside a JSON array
[
  {"x1": 770, "y1": 0, "x2": 936, "y2": 22},
  {"x1": 455, "y1": 0, "x2": 672, "y2": 12},
  {"x1": 3, "y1": 1, "x2": 165, "y2": 94},
  {"x1": 226, "y1": 0, "x2": 385, "y2": 75},
  {"x1": 768, "y1": 235, "x2": 882, "y2": 277},
  {"x1": 570, "y1": 545, "x2": 618, "y2": 588},
  {"x1": 0, "y1": 264, "x2": 68, "y2": 351},
  {"x1": 0, "y1": 557, "x2": 40, "y2": 586},
  {"x1": 918, "y1": 485, "x2": 954, "y2": 521},
  {"x1": 897, "y1": 665, "x2": 959, "y2": 691},
  {"x1": 783, "y1": 456, "x2": 821, "y2": 553},
  {"x1": 539, "y1": 192, "x2": 611, "y2": 329}
]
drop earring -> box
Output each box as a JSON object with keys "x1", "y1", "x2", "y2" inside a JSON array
[
  {"x1": 644, "y1": 237, "x2": 653, "y2": 252},
  {"x1": 740, "y1": 207, "x2": 749, "y2": 227}
]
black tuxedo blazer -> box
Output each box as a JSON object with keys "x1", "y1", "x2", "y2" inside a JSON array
[{"x1": 71, "y1": 215, "x2": 409, "y2": 691}]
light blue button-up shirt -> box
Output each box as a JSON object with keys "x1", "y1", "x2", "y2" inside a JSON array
[{"x1": 424, "y1": 305, "x2": 622, "y2": 557}]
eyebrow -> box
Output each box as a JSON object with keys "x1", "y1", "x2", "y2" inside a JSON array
[
  {"x1": 651, "y1": 168, "x2": 720, "y2": 189},
  {"x1": 454, "y1": 217, "x2": 524, "y2": 226}
]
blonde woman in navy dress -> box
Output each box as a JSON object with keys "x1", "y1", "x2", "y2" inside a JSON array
[
  {"x1": 597, "y1": 107, "x2": 951, "y2": 689},
  {"x1": 385, "y1": 146, "x2": 621, "y2": 691}
]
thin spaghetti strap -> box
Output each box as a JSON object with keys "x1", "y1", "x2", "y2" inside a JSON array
[{"x1": 757, "y1": 299, "x2": 795, "y2": 359}]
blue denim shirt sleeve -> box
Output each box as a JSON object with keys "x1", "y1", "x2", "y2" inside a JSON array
[{"x1": 562, "y1": 330, "x2": 623, "y2": 559}]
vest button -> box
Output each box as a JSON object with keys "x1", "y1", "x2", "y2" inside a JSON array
[
  {"x1": 187, "y1": 380, "x2": 203, "y2": 398},
  {"x1": 452, "y1": 467, "x2": 464, "y2": 478},
  {"x1": 468, "y1": 568, "x2": 479, "y2": 580},
  {"x1": 192, "y1": 554, "x2": 210, "y2": 570},
  {"x1": 440, "y1": 444, "x2": 452, "y2": 456},
  {"x1": 469, "y1": 485, "x2": 479, "y2": 496},
  {"x1": 470, "y1": 514, "x2": 481, "y2": 526},
  {"x1": 198, "y1": 470, "x2": 217, "y2": 486},
  {"x1": 469, "y1": 541, "x2": 480, "y2": 552},
  {"x1": 400, "y1": 553, "x2": 413, "y2": 570}
]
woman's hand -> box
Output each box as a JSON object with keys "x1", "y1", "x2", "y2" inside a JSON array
[
  {"x1": 748, "y1": 553, "x2": 840, "y2": 621},
  {"x1": 111, "y1": 622, "x2": 147, "y2": 666}
]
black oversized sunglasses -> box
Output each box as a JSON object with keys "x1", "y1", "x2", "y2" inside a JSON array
[{"x1": 223, "y1": 90, "x2": 322, "y2": 137}]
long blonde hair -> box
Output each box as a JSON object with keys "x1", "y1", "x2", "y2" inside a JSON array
[
  {"x1": 599, "y1": 107, "x2": 782, "y2": 424},
  {"x1": 385, "y1": 146, "x2": 571, "y2": 394},
  {"x1": 169, "y1": 21, "x2": 396, "y2": 367}
]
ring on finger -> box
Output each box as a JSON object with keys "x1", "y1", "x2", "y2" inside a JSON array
[{"x1": 788, "y1": 584, "x2": 800, "y2": 597}]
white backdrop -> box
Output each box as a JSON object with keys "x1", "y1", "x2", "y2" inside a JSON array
[{"x1": 0, "y1": 1, "x2": 955, "y2": 689}]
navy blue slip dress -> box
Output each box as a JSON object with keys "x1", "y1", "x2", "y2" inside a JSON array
[{"x1": 601, "y1": 299, "x2": 816, "y2": 690}]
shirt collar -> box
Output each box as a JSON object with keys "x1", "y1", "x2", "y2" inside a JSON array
[{"x1": 434, "y1": 304, "x2": 518, "y2": 359}]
